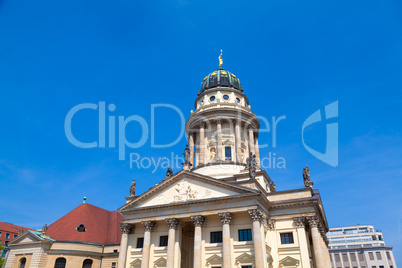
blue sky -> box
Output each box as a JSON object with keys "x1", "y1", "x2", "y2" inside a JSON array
[{"x1": 1, "y1": 0, "x2": 402, "y2": 263}]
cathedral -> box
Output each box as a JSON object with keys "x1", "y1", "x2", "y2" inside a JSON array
[
  {"x1": 5, "y1": 54, "x2": 331, "y2": 268},
  {"x1": 117, "y1": 54, "x2": 332, "y2": 268}
]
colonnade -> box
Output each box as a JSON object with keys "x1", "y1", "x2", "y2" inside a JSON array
[
  {"x1": 118, "y1": 209, "x2": 267, "y2": 268},
  {"x1": 188, "y1": 119, "x2": 260, "y2": 167},
  {"x1": 119, "y1": 213, "x2": 331, "y2": 268}
]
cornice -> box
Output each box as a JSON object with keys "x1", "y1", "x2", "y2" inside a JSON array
[
  {"x1": 267, "y1": 187, "x2": 314, "y2": 196},
  {"x1": 185, "y1": 108, "x2": 259, "y2": 132},
  {"x1": 47, "y1": 249, "x2": 118, "y2": 257},
  {"x1": 270, "y1": 197, "x2": 316, "y2": 208}
]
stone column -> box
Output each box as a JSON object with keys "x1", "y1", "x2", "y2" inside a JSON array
[
  {"x1": 307, "y1": 216, "x2": 325, "y2": 268},
  {"x1": 141, "y1": 221, "x2": 155, "y2": 268},
  {"x1": 266, "y1": 218, "x2": 277, "y2": 268},
  {"x1": 195, "y1": 134, "x2": 200, "y2": 166},
  {"x1": 234, "y1": 119, "x2": 241, "y2": 162},
  {"x1": 189, "y1": 133, "x2": 194, "y2": 166},
  {"x1": 191, "y1": 215, "x2": 205, "y2": 268},
  {"x1": 255, "y1": 138, "x2": 260, "y2": 167},
  {"x1": 166, "y1": 218, "x2": 180, "y2": 268},
  {"x1": 248, "y1": 209, "x2": 265, "y2": 268},
  {"x1": 218, "y1": 212, "x2": 233, "y2": 268},
  {"x1": 118, "y1": 223, "x2": 133, "y2": 268},
  {"x1": 199, "y1": 122, "x2": 205, "y2": 165},
  {"x1": 320, "y1": 226, "x2": 331, "y2": 267},
  {"x1": 248, "y1": 126, "x2": 255, "y2": 155},
  {"x1": 293, "y1": 217, "x2": 311, "y2": 268},
  {"x1": 216, "y1": 118, "x2": 223, "y2": 161}
]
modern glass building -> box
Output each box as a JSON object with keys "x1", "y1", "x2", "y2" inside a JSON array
[{"x1": 327, "y1": 225, "x2": 397, "y2": 268}]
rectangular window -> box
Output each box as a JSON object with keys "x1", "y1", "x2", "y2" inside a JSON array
[
  {"x1": 280, "y1": 232, "x2": 294, "y2": 244},
  {"x1": 210, "y1": 231, "x2": 223, "y2": 243},
  {"x1": 136, "y1": 238, "x2": 144, "y2": 248},
  {"x1": 368, "y1": 252, "x2": 374, "y2": 260},
  {"x1": 159, "y1": 235, "x2": 168, "y2": 247},
  {"x1": 342, "y1": 253, "x2": 348, "y2": 262},
  {"x1": 376, "y1": 252, "x2": 382, "y2": 260},
  {"x1": 238, "y1": 229, "x2": 252, "y2": 241},
  {"x1": 379, "y1": 266, "x2": 384, "y2": 268},
  {"x1": 4, "y1": 241, "x2": 8, "y2": 246},
  {"x1": 13, "y1": 235, "x2": 17, "y2": 239},
  {"x1": 386, "y1": 251, "x2": 391, "y2": 260},
  {"x1": 350, "y1": 253, "x2": 356, "y2": 261},
  {"x1": 5, "y1": 233, "x2": 10, "y2": 239},
  {"x1": 358, "y1": 253, "x2": 364, "y2": 261},
  {"x1": 241, "y1": 266, "x2": 252, "y2": 268},
  {"x1": 225, "y1": 147, "x2": 232, "y2": 161},
  {"x1": 335, "y1": 254, "x2": 340, "y2": 262},
  {"x1": 111, "y1": 263, "x2": 116, "y2": 268}
]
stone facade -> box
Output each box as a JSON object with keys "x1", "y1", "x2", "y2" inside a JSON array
[{"x1": 117, "y1": 64, "x2": 332, "y2": 268}]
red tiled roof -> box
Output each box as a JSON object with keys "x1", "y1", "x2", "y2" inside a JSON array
[
  {"x1": 46, "y1": 203, "x2": 123, "y2": 245},
  {"x1": 0, "y1": 222, "x2": 34, "y2": 234}
]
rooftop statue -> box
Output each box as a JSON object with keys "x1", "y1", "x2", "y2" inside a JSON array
[
  {"x1": 182, "y1": 144, "x2": 193, "y2": 170},
  {"x1": 303, "y1": 165, "x2": 314, "y2": 188},
  {"x1": 166, "y1": 167, "x2": 173, "y2": 178},
  {"x1": 219, "y1": 49, "x2": 223, "y2": 68},
  {"x1": 246, "y1": 152, "x2": 257, "y2": 179},
  {"x1": 130, "y1": 178, "x2": 136, "y2": 197}
]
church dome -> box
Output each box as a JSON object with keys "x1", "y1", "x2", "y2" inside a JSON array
[{"x1": 200, "y1": 67, "x2": 243, "y2": 93}]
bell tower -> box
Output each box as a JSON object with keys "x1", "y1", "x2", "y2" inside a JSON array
[{"x1": 185, "y1": 52, "x2": 261, "y2": 178}]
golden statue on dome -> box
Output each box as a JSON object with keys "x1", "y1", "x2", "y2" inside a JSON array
[{"x1": 219, "y1": 49, "x2": 223, "y2": 68}]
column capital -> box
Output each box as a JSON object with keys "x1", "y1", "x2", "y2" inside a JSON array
[
  {"x1": 248, "y1": 208, "x2": 264, "y2": 222},
  {"x1": 293, "y1": 217, "x2": 306, "y2": 228},
  {"x1": 191, "y1": 215, "x2": 205, "y2": 227},
  {"x1": 247, "y1": 124, "x2": 256, "y2": 131},
  {"x1": 120, "y1": 223, "x2": 133, "y2": 234},
  {"x1": 218, "y1": 212, "x2": 233, "y2": 224},
  {"x1": 141, "y1": 220, "x2": 156, "y2": 232},
  {"x1": 232, "y1": 118, "x2": 240, "y2": 126},
  {"x1": 306, "y1": 216, "x2": 320, "y2": 228},
  {"x1": 215, "y1": 118, "x2": 223, "y2": 124},
  {"x1": 266, "y1": 218, "x2": 276, "y2": 230},
  {"x1": 198, "y1": 121, "x2": 206, "y2": 128},
  {"x1": 166, "y1": 218, "x2": 180, "y2": 230}
]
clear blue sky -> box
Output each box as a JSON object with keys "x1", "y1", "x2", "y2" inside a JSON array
[{"x1": 1, "y1": 0, "x2": 401, "y2": 263}]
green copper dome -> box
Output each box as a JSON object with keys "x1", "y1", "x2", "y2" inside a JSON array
[{"x1": 200, "y1": 67, "x2": 243, "y2": 93}]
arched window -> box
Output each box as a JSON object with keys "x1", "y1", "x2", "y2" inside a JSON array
[
  {"x1": 20, "y1": 257, "x2": 26, "y2": 268},
  {"x1": 82, "y1": 259, "x2": 93, "y2": 268},
  {"x1": 54, "y1": 257, "x2": 66, "y2": 268}
]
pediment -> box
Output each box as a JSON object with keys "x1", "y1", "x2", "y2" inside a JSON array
[
  {"x1": 206, "y1": 254, "x2": 222, "y2": 264},
  {"x1": 154, "y1": 257, "x2": 166, "y2": 267},
  {"x1": 10, "y1": 231, "x2": 49, "y2": 245},
  {"x1": 236, "y1": 252, "x2": 254, "y2": 262},
  {"x1": 130, "y1": 258, "x2": 141, "y2": 268},
  {"x1": 120, "y1": 171, "x2": 257, "y2": 211},
  {"x1": 279, "y1": 256, "x2": 300, "y2": 267}
]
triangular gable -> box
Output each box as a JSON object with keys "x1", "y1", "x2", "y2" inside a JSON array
[
  {"x1": 9, "y1": 230, "x2": 54, "y2": 245},
  {"x1": 236, "y1": 252, "x2": 254, "y2": 262},
  {"x1": 206, "y1": 254, "x2": 222, "y2": 265},
  {"x1": 130, "y1": 258, "x2": 141, "y2": 268},
  {"x1": 154, "y1": 257, "x2": 167, "y2": 267},
  {"x1": 120, "y1": 171, "x2": 257, "y2": 211},
  {"x1": 279, "y1": 256, "x2": 300, "y2": 267}
]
